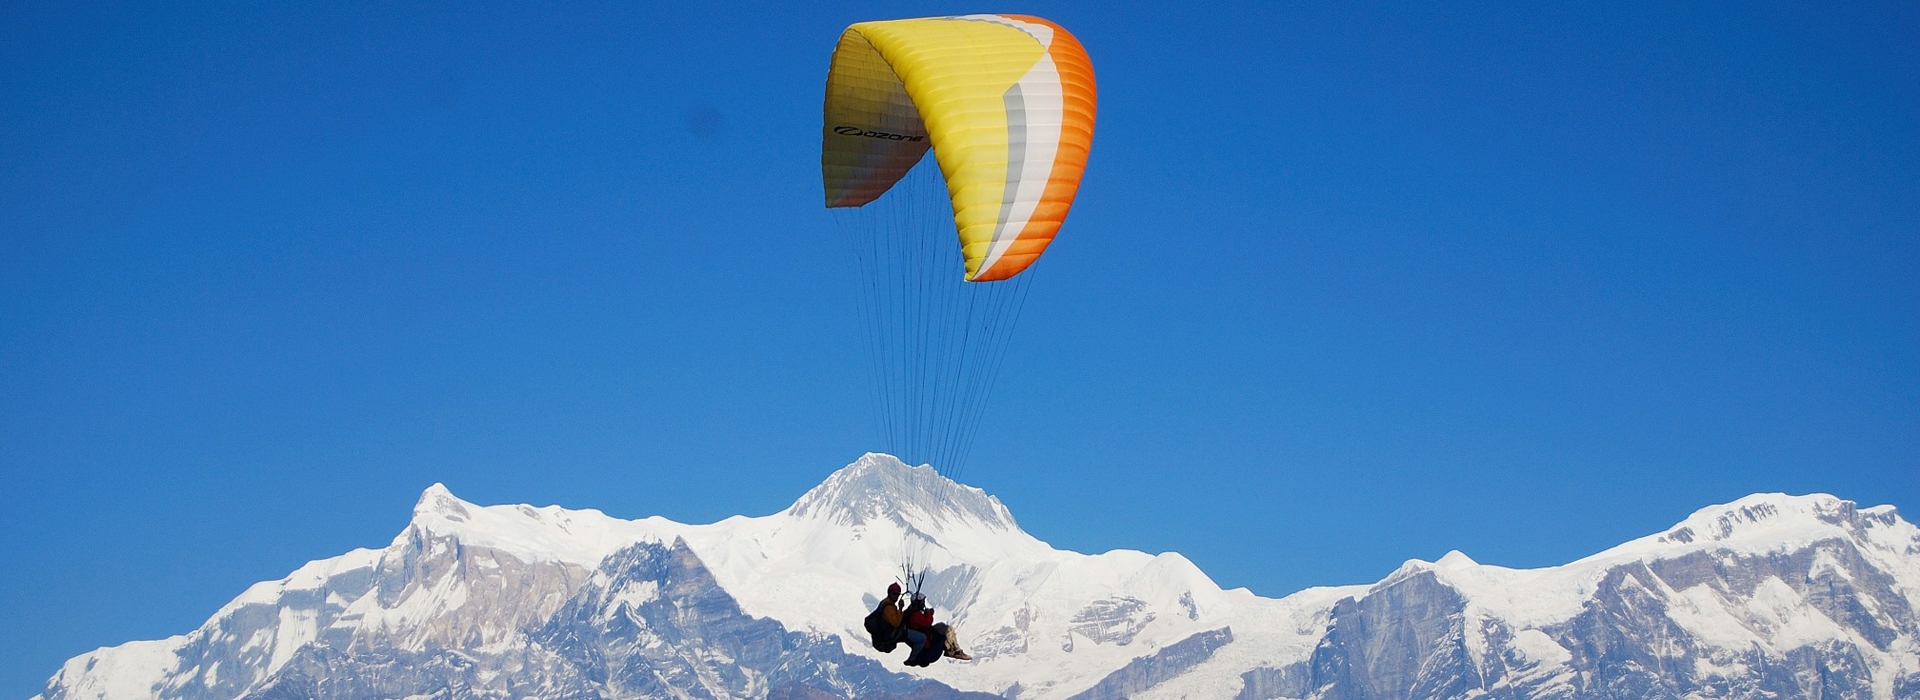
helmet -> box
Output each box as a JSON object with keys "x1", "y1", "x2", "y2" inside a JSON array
[{"x1": 887, "y1": 582, "x2": 902, "y2": 596}]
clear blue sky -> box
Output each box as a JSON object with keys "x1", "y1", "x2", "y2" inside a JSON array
[{"x1": 3, "y1": 2, "x2": 1915, "y2": 695}]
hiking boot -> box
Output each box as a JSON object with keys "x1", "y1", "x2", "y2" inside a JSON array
[{"x1": 945, "y1": 649, "x2": 972, "y2": 661}]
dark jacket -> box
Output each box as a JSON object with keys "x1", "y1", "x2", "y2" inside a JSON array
[{"x1": 864, "y1": 592, "x2": 905, "y2": 651}]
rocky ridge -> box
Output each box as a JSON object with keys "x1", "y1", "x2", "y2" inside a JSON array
[{"x1": 34, "y1": 455, "x2": 1920, "y2": 700}]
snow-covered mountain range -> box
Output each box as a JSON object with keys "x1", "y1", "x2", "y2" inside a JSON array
[{"x1": 35, "y1": 454, "x2": 1920, "y2": 699}]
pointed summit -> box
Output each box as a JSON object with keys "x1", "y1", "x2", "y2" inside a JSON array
[
  {"x1": 413, "y1": 483, "x2": 473, "y2": 522},
  {"x1": 785, "y1": 453, "x2": 1018, "y2": 531},
  {"x1": 40, "y1": 474, "x2": 1920, "y2": 700}
]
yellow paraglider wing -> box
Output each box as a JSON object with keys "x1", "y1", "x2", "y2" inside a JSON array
[{"x1": 823, "y1": 14, "x2": 1096, "y2": 281}]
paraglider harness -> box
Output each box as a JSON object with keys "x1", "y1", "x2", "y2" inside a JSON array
[
  {"x1": 864, "y1": 572, "x2": 924, "y2": 653},
  {"x1": 865, "y1": 571, "x2": 949, "y2": 665},
  {"x1": 863, "y1": 596, "x2": 904, "y2": 653}
]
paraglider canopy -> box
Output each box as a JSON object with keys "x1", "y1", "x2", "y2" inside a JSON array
[
  {"x1": 823, "y1": 14, "x2": 1096, "y2": 282},
  {"x1": 824, "y1": 14, "x2": 1097, "y2": 661}
]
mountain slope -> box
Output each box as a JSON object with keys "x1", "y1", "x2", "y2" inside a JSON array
[
  {"x1": 1202, "y1": 494, "x2": 1920, "y2": 700},
  {"x1": 35, "y1": 454, "x2": 1920, "y2": 700}
]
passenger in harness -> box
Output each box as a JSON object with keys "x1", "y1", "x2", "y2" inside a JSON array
[
  {"x1": 905, "y1": 595, "x2": 972, "y2": 664},
  {"x1": 863, "y1": 582, "x2": 971, "y2": 666},
  {"x1": 863, "y1": 582, "x2": 925, "y2": 657}
]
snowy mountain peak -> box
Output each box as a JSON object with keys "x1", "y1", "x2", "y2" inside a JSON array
[
  {"x1": 33, "y1": 471, "x2": 1920, "y2": 700},
  {"x1": 413, "y1": 482, "x2": 471, "y2": 521},
  {"x1": 1435, "y1": 549, "x2": 1478, "y2": 569},
  {"x1": 785, "y1": 452, "x2": 1017, "y2": 531},
  {"x1": 1384, "y1": 550, "x2": 1477, "y2": 575},
  {"x1": 1645, "y1": 492, "x2": 1916, "y2": 555},
  {"x1": 401, "y1": 483, "x2": 667, "y2": 567}
]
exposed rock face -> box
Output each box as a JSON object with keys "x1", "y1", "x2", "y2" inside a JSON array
[
  {"x1": 364, "y1": 524, "x2": 596, "y2": 652},
  {"x1": 1068, "y1": 597, "x2": 1157, "y2": 648},
  {"x1": 972, "y1": 606, "x2": 1036, "y2": 661},
  {"x1": 38, "y1": 516, "x2": 975, "y2": 700},
  {"x1": 1306, "y1": 571, "x2": 1481, "y2": 700},
  {"x1": 1226, "y1": 498, "x2": 1920, "y2": 700},
  {"x1": 1066, "y1": 628, "x2": 1233, "y2": 700},
  {"x1": 1526, "y1": 542, "x2": 1917, "y2": 700},
  {"x1": 526, "y1": 540, "x2": 968, "y2": 700},
  {"x1": 32, "y1": 460, "x2": 1920, "y2": 700}
]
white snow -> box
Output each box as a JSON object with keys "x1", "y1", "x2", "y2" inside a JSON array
[
  {"x1": 604, "y1": 580, "x2": 662, "y2": 619},
  {"x1": 42, "y1": 637, "x2": 182, "y2": 700},
  {"x1": 268, "y1": 607, "x2": 318, "y2": 671},
  {"x1": 35, "y1": 459, "x2": 1920, "y2": 700},
  {"x1": 219, "y1": 547, "x2": 381, "y2": 615},
  {"x1": 406, "y1": 483, "x2": 676, "y2": 567},
  {"x1": 1508, "y1": 628, "x2": 1572, "y2": 667},
  {"x1": 1390, "y1": 492, "x2": 1920, "y2": 636}
]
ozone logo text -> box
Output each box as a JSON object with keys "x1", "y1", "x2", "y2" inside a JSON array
[{"x1": 834, "y1": 125, "x2": 925, "y2": 142}]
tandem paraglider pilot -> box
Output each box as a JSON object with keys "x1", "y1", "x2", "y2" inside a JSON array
[{"x1": 865, "y1": 582, "x2": 971, "y2": 666}]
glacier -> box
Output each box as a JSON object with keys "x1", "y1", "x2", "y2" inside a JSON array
[{"x1": 33, "y1": 453, "x2": 1920, "y2": 700}]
